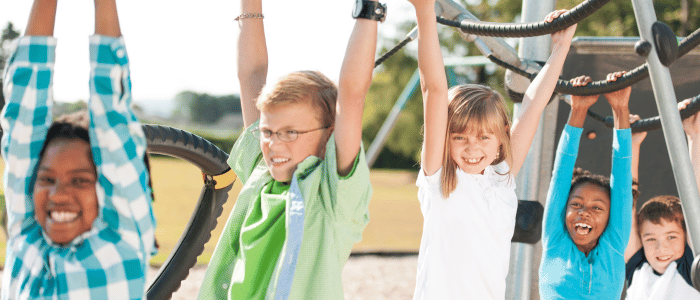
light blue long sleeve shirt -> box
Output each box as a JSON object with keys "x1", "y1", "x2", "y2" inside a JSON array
[{"x1": 539, "y1": 125, "x2": 632, "y2": 299}]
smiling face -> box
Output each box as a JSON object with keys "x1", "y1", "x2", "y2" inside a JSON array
[
  {"x1": 565, "y1": 182, "x2": 611, "y2": 255},
  {"x1": 641, "y1": 219, "x2": 686, "y2": 274},
  {"x1": 449, "y1": 130, "x2": 501, "y2": 175},
  {"x1": 259, "y1": 101, "x2": 332, "y2": 182},
  {"x1": 33, "y1": 138, "x2": 99, "y2": 245}
]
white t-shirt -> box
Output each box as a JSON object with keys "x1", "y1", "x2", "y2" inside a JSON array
[
  {"x1": 413, "y1": 162, "x2": 518, "y2": 300},
  {"x1": 626, "y1": 261, "x2": 700, "y2": 300}
]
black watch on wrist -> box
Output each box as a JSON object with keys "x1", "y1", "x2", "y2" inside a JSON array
[{"x1": 352, "y1": 0, "x2": 387, "y2": 22}]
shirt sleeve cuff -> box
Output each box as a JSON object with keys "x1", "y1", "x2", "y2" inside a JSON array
[
  {"x1": 89, "y1": 35, "x2": 128, "y2": 66},
  {"x1": 10, "y1": 36, "x2": 57, "y2": 65}
]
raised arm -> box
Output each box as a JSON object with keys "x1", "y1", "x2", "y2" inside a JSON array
[
  {"x1": 509, "y1": 10, "x2": 576, "y2": 176},
  {"x1": 237, "y1": 0, "x2": 267, "y2": 128},
  {"x1": 409, "y1": 0, "x2": 448, "y2": 176},
  {"x1": 88, "y1": 0, "x2": 155, "y2": 258},
  {"x1": 335, "y1": 1, "x2": 379, "y2": 175},
  {"x1": 603, "y1": 73, "x2": 632, "y2": 248},
  {"x1": 625, "y1": 114, "x2": 646, "y2": 262},
  {"x1": 1, "y1": 0, "x2": 58, "y2": 239},
  {"x1": 25, "y1": 0, "x2": 57, "y2": 36}
]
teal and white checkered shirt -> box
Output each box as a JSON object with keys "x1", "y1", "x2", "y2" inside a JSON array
[{"x1": 1, "y1": 35, "x2": 156, "y2": 299}]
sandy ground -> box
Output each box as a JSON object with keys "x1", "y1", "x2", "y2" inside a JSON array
[{"x1": 1, "y1": 254, "x2": 418, "y2": 299}]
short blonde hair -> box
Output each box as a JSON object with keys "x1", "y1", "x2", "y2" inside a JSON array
[
  {"x1": 441, "y1": 84, "x2": 512, "y2": 197},
  {"x1": 256, "y1": 70, "x2": 337, "y2": 127}
]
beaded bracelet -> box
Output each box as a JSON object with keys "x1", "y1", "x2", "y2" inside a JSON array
[{"x1": 234, "y1": 13, "x2": 264, "y2": 21}]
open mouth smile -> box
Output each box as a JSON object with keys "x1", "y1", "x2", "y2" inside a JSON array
[
  {"x1": 49, "y1": 210, "x2": 79, "y2": 223},
  {"x1": 574, "y1": 223, "x2": 593, "y2": 235},
  {"x1": 656, "y1": 255, "x2": 673, "y2": 262},
  {"x1": 465, "y1": 157, "x2": 484, "y2": 165}
]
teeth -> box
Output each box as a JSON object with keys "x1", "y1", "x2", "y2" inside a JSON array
[
  {"x1": 271, "y1": 158, "x2": 290, "y2": 164},
  {"x1": 575, "y1": 223, "x2": 592, "y2": 229},
  {"x1": 466, "y1": 158, "x2": 481, "y2": 164},
  {"x1": 50, "y1": 211, "x2": 78, "y2": 223},
  {"x1": 658, "y1": 255, "x2": 673, "y2": 261}
]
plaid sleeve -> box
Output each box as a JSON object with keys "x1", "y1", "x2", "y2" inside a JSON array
[
  {"x1": 58, "y1": 35, "x2": 155, "y2": 299},
  {"x1": 1, "y1": 36, "x2": 56, "y2": 240},
  {"x1": 87, "y1": 34, "x2": 156, "y2": 263}
]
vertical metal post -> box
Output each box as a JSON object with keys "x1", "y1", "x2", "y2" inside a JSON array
[
  {"x1": 505, "y1": 0, "x2": 557, "y2": 299},
  {"x1": 630, "y1": 0, "x2": 700, "y2": 252}
]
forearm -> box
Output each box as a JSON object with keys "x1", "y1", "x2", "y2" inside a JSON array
[
  {"x1": 237, "y1": 0, "x2": 267, "y2": 127},
  {"x1": 335, "y1": 12, "x2": 378, "y2": 174},
  {"x1": 25, "y1": 0, "x2": 57, "y2": 36},
  {"x1": 689, "y1": 135, "x2": 700, "y2": 191},
  {"x1": 510, "y1": 41, "x2": 571, "y2": 175},
  {"x1": 415, "y1": 2, "x2": 448, "y2": 173},
  {"x1": 611, "y1": 107, "x2": 631, "y2": 129},
  {"x1": 94, "y1": 0, "x2": 121, "y2": 37},
  {"x1": 567, "y1": 107, "x2": 588, "y2": 128}
]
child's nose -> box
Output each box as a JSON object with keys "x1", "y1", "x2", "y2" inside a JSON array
[{"x1": 48, "y1": 182, "x2": 70, "y2": 202}]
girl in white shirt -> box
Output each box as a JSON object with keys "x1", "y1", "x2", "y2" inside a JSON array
[{"x1": 407, "y1": 0, "x2": 576, "y2": 298}]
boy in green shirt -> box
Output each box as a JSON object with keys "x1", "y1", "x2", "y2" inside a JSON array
[{"x1": 198, "y1": 0, "x2": 383, "y2": 298}]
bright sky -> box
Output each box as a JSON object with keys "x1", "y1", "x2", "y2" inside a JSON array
[{"x1": 1, "y1": 0, "x2": 414, "y2": 103}]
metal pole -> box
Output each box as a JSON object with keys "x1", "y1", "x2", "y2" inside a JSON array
[
  {"x1": 630, "y1": 0, "x2": 700, "y2": 252},
  {"x1": 505, "y1": 0, "x2": 556, "y2": 299}
]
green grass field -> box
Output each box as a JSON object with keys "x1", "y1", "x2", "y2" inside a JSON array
[{"x1": 0, "y1": 157, "x2": 423, "y2": 267}]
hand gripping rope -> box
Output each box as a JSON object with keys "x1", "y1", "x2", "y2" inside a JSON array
[{"x1": 143, "y1": 125, "x2": 235, "y2": 300}]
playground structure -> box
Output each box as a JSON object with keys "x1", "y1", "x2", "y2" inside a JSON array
[{"x1": 137, "y1": 0, "x2": 700, "y2": 299}]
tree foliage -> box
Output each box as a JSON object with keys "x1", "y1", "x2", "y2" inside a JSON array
[
  {"x1": 173, "y1": 91, "x2": 241, "y2": 124},
  {"x1": 1, "y1": 22, "x2": 21, "y2": 109}
]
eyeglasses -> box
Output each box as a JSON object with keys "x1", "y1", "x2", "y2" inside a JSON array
[{"x1": 253, "y1": 126, "x2": 330, "y2": 142}]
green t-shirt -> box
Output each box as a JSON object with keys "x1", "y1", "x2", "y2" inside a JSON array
[
  {"x1": 229, "y1": 181, "x2": 289, "y2": 299},
  {"x1": 198, "y1": 121, "x2": 372, "y2": 300}
]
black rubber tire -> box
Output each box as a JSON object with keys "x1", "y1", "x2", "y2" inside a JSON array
[{"x1": 142, "y1": 125, "x2": 234, "y2": 300}]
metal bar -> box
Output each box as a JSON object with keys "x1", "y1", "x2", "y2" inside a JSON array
[
  {"x1": 435, "y1": 0, "x2": 522, "y2": 68},
  {"x1": 630, "y1": 0, "x2": 700, "y2": 253},
  {"x1": 505, "y1": 0, "x2": 557, "y2": 299}
]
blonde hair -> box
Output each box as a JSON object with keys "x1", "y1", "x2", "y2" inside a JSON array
[
  {"x1": 440, "y1": 84, "x2": 512, "y2": 197},
  {"x1": 256, "y1": 70, "x2": 337, "y2": 127}
]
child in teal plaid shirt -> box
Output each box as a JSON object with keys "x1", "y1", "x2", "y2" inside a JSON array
[{"x1": 1, "y1": 0, "x2": 156, "y2": 299}]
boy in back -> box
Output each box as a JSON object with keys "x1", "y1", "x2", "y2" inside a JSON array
[
  {"x1": 625, "y1": 196, "x2": 700, "y2": 299},
  {"x1": 197, "y1": 0, "x2": 382, "y2": 298}
]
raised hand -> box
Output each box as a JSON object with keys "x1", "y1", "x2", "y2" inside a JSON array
[
  {"x1": 546, "y1": 9, "x2": 577, "y2": 53},
  {"x1": 407, "y1": 0, "x2": 436, "y2": 9},
  {"x1": 566, "y1": 75, "x2": 596, "y2": 128},
  {"x1": 603, "y1": 71, "x2": 632, "y2": 111},
  {"x1": 630, "y1": 114, "x2": 647, "y2": 146},
  {"x1": 570, "y1": 75, "x2": 598, "y2": 111},
  {"x1": 679, "y1": 98, "x2": 700, "y2": 139}
]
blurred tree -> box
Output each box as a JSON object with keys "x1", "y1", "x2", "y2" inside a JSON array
[
  {"x1": 1, "y1": 22, "x2": 20, "y2": 237},
  {"x1": 1, "y1": 22, "x2": 21, "y2": 110},
  {"x1": 173, "y1": 91, "x2": 241, "y2": 124}
]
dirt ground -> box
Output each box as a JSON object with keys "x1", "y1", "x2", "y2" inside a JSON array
[
  {"x1": 0, "y1": 254, "x2": 418, "y2": 299},
  {"x1": 168, "y1": 254, "x2": 418, "y2": 300}
]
